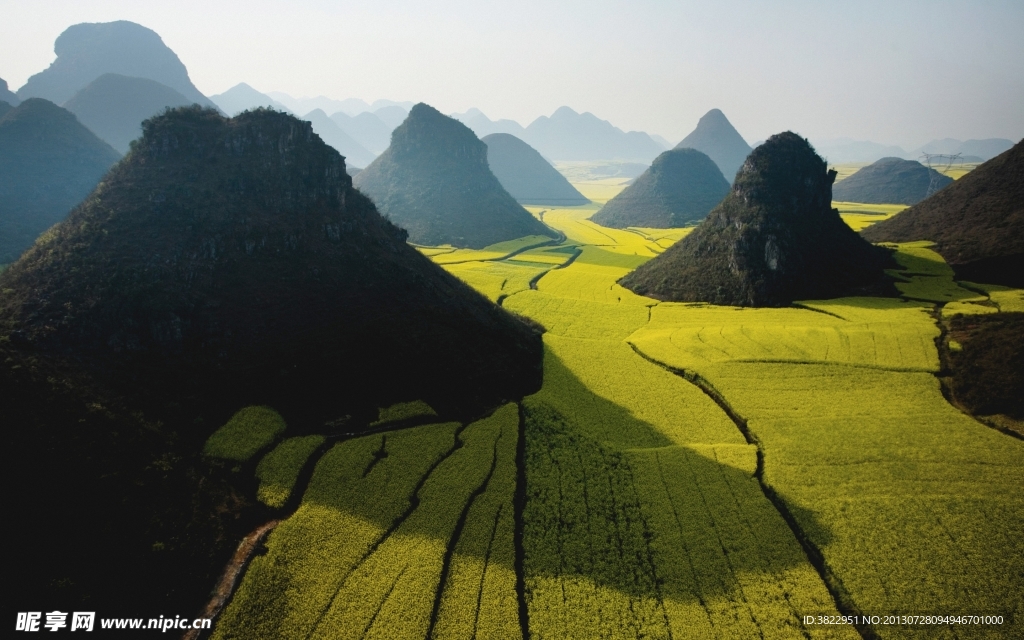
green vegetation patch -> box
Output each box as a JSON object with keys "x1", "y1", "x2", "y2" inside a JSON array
[
  {"x1": 255, "y1": 435, "x2": 326, "y2": 508},
  {"x1": 203, "y1": 406, "x2": 287, "y2": 461},
  {"x1": 369, "y1": 400, "x2": 438, "y2": 427}
]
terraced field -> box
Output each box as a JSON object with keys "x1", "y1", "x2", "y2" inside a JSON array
[{"x1": 204, "y1": 188, "x2": 1022, "y2": 639}]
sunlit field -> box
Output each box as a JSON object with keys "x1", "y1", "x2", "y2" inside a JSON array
[{"x1": 205, "y1": 173, "x2": 1022, "y2": 639}]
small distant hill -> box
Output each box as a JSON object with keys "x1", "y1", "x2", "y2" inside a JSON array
[
  {"x1": 209, "y1": 83, "x2": 291, "y2": 116},
  {"x1": 301, "y1": 109, "x2": 377, "y2": 168},
  {"x1": 0, "y1": 98, "x2": 120, "y2": 264},
  {"x1": 354, "y1": 103, "x2": 555, "y2": 248},
  {"x1": 621, "y1": 132, "x2": 892, "y2": 306},
  {"x1": 523, "y1": 106, "x2": 665, "y2": 162},
  {"x1": 63, "y1": 74, "x2": 193, "y2": 153},
  {"x1": 831, "y1": 157, "x2": 953, "y2": 205},
  {"x1": 592, "y1": 148, "x2": 729, "y2": 229},
  {"x1": 330, "y1": 110, "x2": 393, "y2": 155},
  {"x1": 862, "y1": 141, "x2": 1023, "y2": 287},
  {"x1": 482, "y1": 133, "x2": 589, "y2": 206},
  {"x1": 675, "y1": 109, "x2": 753, "y2": 183},
  {"x1": 0, "y1": 77, "x2": 19, "y2": 105},
  {"x1": 16, "y1": 21, "x2": 215, "y2": 109}
]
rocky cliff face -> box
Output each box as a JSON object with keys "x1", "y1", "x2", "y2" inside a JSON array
[
  {"x1": 622, "y1": 132, "x2": 893, "y2": 306},
  {"x1": 354, "y1": 103, "x2": 556, "y2": 248},
  {"x1": 0, "y1": 106, "x2": 542, "y2": 420}
]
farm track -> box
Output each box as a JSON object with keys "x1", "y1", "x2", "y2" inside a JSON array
[
  {"x1": 627, "y1": 342, "x2": 873, "y2": 640},
  {"x1": 186, "y1": 519, "x2": 281, "y2": 640}
]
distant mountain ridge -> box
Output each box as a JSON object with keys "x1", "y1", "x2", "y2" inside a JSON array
[
  {"x1": 16, "y1": 21, "x2": 216, "y2": 109},
  {"x1": 63, "y1": 73, "x2": 193, "y2": 153},
  {"x1": 1, "y1": 98, "x2": 120, "y2": 264},
  {"x1": 354, "y1": 103, "x2": 555, "y2": 248},
  {"x1": 675, "y1": 109, "x2": 752, "y2": 183},
  {"x1": 210, "y1": 83, "x2": 292, "y2": 116},
  {"x1": 454, "y1": 106, "x2": 666, "y2": 162},
  {"x1": 0, "y1": 78, "x2": 19, "y2": 106},
  {"x1": 301, "y1": 109, "x2": 376, "y2": 168}
]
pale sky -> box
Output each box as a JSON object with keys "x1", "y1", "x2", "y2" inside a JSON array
[{"x1": 2, "y1": 0, "x2": 1022, "y2": 149}]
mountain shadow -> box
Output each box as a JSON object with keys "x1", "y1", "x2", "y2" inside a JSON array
[
  {"x1": 0, "y1": 98, "x2": 120, "y2": 264},
  {"x1": 16, "y1": 20, "x2": 216, "y2": 108},
  {"x1": 861, "y1": 141, "x2": 1023, "y2": 287},
  {"x1": 482, "y1": 133, "x2": 590, "y2": 206},
  {"x1": 354, "y1": 103, "x2": 556, "y2": 248},
  {"x1": 831, "y1": 157, "x2": 953, "y2": 205},
  {"x1": 675, "y1": 109, "x2": 753, "y2": 183},
  {"x1": 592, "y1": 147, "x2": 729, "y2": 228},
  {"x1": 2, "y1": 105, "x2": 545, "y2": 618},
  {"x1": 63, "y1": 73, "x2": 193, "y2": 153},
  {"x1": 621, "y1": 132, "x2": 894, "y2": 306}
]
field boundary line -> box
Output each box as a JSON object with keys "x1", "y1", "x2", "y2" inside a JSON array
[
  {"x1": 626, "y1": 343, "x2": 875, "y2": 640},
  {"x1": 514, "y1": 403, "x2": 530, "y2": 640}
]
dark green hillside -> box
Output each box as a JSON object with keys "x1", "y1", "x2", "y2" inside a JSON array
[
  {"x1": 0, "y1": 98, "x2": 121, "y2": 264},
  {"x1": 862, "y1": 141, "x2": 1023, "y2": 287},
  {"x1": 621, "y1": 132, "x2": 893, "y2": 306},
  {"x1": 675, "y1": 108, "x2": 753, "y2": 182},
  {"x1": 354, "y1": 103, "x2": 556, "y2": 248},
  {"x1": 0, "y1": 77, "x2": 18, "y2": 105},
  {"x1": 591, "y1": 147, "x2": 729, "y2": 228},
  {"x1": 482, "y1": 132, "x2": 589, "y2": 206},
  {"x1": 948, "y1": 312, "x2": 1024, "y2": 420},
  {"x1": 17, "y1": 20, "x2": 216, "y2": 108},
  {"x1": 1, "y1": 105, "x2": 542, "y2": 615},
  {"x1": 63, "y1": 73, "x2": 193, "y2": 153},
  {"x1": 832, "y1": 157, "x2": 952, "y2": 205},
  {"x1": 0, "y1": 100, "x2": 12, "y2": 119}
]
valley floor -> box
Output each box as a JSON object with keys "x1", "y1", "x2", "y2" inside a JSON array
[{"x1": 208, "y1": 187, "x2": 1023, "y2": 639}]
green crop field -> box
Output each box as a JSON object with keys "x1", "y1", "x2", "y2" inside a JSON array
[
  {"x1": 207, "y1": 176, "x2": 1021, "y2": 639},
  {"x1": 204, "y1": 406, "x2": 288, "y2": 462}
]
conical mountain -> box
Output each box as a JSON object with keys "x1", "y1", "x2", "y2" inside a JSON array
[
  {"x1": 63, "y1": 73, "x2": 193, "y2": 153},
  {"x1": 622, "y1": 132, "x2": 892, "y2": 306},
  {"x1": 0, "y1": 77, "x2": 19, "y2": 105},
  {"x1": 675, "y1": 109, "x2": 753, "y2": 183},
  {"x1": 354, "y1": 103, "x2": 556, "y2": 248},
  {"x1": 16, "y1": 21, "x2": 216, "y2": 108},
  {"x1": 0, "y1": 106, "x2": 542, "y2": 418},
  {"x1": 1, "y1": 98, "x2": 120, "y2": 264},
  {"x1": 482, "y1": 133, "x2": 589, "y2": 206},
  {"x1": 862, "y1": 141, "x2": 1023, "y2": 286},
  {"x1": 591, "y1": 148, "x2": 729, "y2": 228},
  {"x1": 832, "y1": 157, "x2": 953, "y2": 205}
]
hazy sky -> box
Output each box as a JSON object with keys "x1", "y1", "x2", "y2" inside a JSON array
[{"x1": 3, "y1": 0, "x2": 1022, "y2": 148}]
